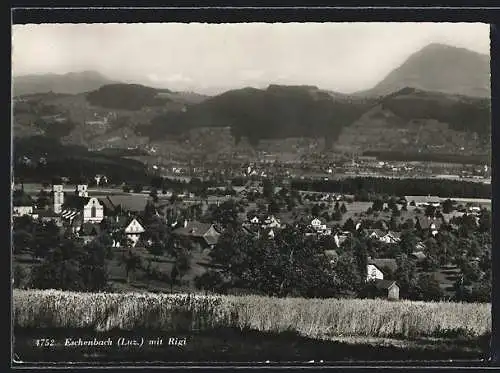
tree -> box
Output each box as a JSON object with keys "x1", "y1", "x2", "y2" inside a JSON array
[
  {"x1": 122, "y1": 250, "x2": 142, "y2": 284},
  {"x1": 343, "y1": 218, "x2": 356, "y2": 232},
  {"x1": 395, "y1": 254, "x2": 418, "y2": 299},
  {"x1": 311, "y1": 204, "x2": 321, "y2": 217},
  {"x1": 263, "y1": 178, "x2": 274, "y2": 199},
  {"x1": 13, "y1": 265, "x2": 26, "y2": 288},
  {"x1": 194, "y1": 270, "x2": 225, "y2": 295},
  {"x1": 133, "y1": 184, "x2": 143, "y2": 193},
  {"x1": 425, "y1": 205, "x2": 436, "y2": 218},
  {"x1": 442, "y1": 199, "x2": 454, "y2": 214},
  {"x1": 80, "y1": 241, "x2": 109, "y2": 291},
  {"x1": 268, "y1": 198, "x2": 281, "y2": 215},
  {"x1": 332, "y1": 210, "x2": 343, "y2": 221},
  {"x1": 13, "y1": 230, "x2": 33, "y2": 255},
  {"x1": 340, "y1": 203, "x2": 347, "y2": 214},
  {"x1": 372, "y1": 199, "x2": 384, "y2": 212},
  {"x1": 478, "y1": 210, "x2": 491, "y2": 233},
  {"x1": 33, "y1": 221, "x2": 61, "y2": 259},
  {"x1": 415, "y1": 273, "x2": 444, "y2": 301},
  {"x1": 30, "y1": 238, "x2": 86, "y2": 291}
]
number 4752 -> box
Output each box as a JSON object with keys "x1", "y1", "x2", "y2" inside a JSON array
[{"x1": 35, "y1": 338, "x2": 55, "y2": 347}]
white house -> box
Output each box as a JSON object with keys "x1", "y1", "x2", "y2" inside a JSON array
[
  {"x1": 379, "y1": 231, "x2": 401, "y2": 244},
  {"x1": 366, "y1": 264, "x2": 384, "y2": 282},
  {"x1": 124, "y1": 218, "x2": 146, "y2": 247},
  {"x1": 250, "y1": 216, "x2": 260, "y2": 224},
  {"x1": 13, "y1": 205, "x2": 33, "y2": 217},
  {"x1": 310, "y1": 218, "x2": 331, "y2": 235},
  {"x1": 263, "y1": 215, "x2": 281, "y2": 229}
]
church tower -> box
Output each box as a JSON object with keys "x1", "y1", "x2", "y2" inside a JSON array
[{"x1": 53, "y1": 184, "x2": 64, "y2": 213}]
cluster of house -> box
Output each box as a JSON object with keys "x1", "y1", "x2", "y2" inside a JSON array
[{"x1": 12, "y1": 183, "x2": 222, "y2": 251}]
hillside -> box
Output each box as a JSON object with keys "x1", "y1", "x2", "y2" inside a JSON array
[
  {"x1": 138, "y1": 85, "x2": 376, "y2": 146},
  {"x1": 359, "y1": 43, "x2": 490, "y2": 98},
  {"x1": 335, "y1": 87, "x2": 491, "y2": 155},
  {"x1": 13, "y1": 71, "x2": 119, "y2": 97}
]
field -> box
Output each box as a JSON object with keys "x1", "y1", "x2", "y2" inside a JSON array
[{"x1": 12, "y1": 289, "x2": 491, "y2": 362}]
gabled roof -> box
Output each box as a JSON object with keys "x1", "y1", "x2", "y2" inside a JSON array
[
  {"x1": 373, "y1": 279, "x2": 398, "y2": 290},
  {"x1": 368, "y1": 258, "x2": 398, "y2": 273},
  {"x1": 367, "y1": 229, "x2": 385, "y2": 237},
  {"x1": 173, "y1": 221, "x2": 221, "y2": 246},
  {"x1": 383, "y1": 231, "x2": 401, "y2": 240},
  {"x1": 105, "y1": 195, "x2": 149, "y2": 212}
]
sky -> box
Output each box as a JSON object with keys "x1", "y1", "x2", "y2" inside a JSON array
[{"x1": 12, "y1": 22, "x2": 490, "y2": 95}]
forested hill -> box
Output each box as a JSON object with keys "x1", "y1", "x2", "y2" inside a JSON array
[{"x1": 137, "y1": 85, "x2": 376, "y2": 146}]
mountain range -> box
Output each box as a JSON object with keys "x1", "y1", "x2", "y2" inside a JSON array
[{"x1": 12, "y1": 43, "x2": 491, "y2": 161}]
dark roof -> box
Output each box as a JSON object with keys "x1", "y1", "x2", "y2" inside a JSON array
[
  {"x1": 173, "y1": 221, "x2": 221, "y2": 245},
  {"x1": 368, "y1": 258, "x2": 398, "y2": 273},
  {"x1": 63, "y1": 195, "x2": 91, "y2": 210},
  {"x1": 173, "y1": 221, "x2": 213, "y2": 237},
  {"x1": 105, "y1": 195, "x2": 149, "y2": 212},
  {"x1": 98, "y1": 196, "x2": 116, "y2": 213},
  {"x1": 374, "y1": 279, "x2": 398, "y2": 290}
]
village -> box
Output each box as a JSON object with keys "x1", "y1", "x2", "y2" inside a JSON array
[{"x1": 12, "y1": 172, "x2": 491, "y2": 302}]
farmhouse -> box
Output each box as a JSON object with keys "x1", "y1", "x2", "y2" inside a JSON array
[
  {"x1": 310, "y1": 218, "x2": 332, "y2": 236},
  {"x1": 366, "y1": 263, "x2": 384, "y2": 281},
  {"x1": 172, "y1": 220, "x2": 221, "y2": 250},
  {"x1": 366, "y1": 229, "x2": 385, "y2": 240},
  {"x1": 367, "y1": 258, "x2": 398, "y2": 280},
  {"x1": 379, "y1": 231, "x2": 401, "y2": 244}
]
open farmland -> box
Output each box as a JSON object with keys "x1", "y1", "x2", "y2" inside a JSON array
[{"x1": 13, "y1": 290, "x2": 491, "y2": 362}]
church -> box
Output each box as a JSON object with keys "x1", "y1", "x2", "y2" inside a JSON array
[{"x1": 54, "y1": 183, "x2": 105, "y2": 224}]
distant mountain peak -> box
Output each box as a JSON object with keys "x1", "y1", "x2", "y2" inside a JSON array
[{"x1": 359, "y1": 43, "x2": 490, "y2": 98}]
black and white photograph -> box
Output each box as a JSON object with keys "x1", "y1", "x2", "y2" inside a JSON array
[{"x1": 11, "y1": 20, "x2": 492, "y2": 365}]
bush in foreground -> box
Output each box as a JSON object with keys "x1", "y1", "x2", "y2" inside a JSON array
[{"x1": 13, "y1": 289, "x2": 491, "y2": 339}]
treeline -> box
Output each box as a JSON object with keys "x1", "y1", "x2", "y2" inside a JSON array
[
  {"x1": 291, "y1": 177, "x2": 491, "y2": 199},
  {"x1": 362, "y1": 151, "x2": 490, "y2": 166}
]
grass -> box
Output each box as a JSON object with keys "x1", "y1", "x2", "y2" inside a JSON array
[{"x1": 13, "y1": 289, "x2": 491, "y2": 340}]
